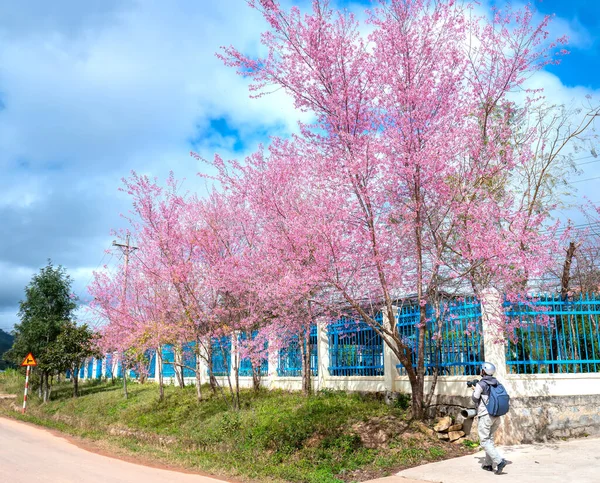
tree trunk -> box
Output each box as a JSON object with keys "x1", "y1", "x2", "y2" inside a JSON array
[
  {"x1": 174, "y1": 349, "x2": 185, "y2": 388},
  {"x1": 73, "y1": 369, "x2": 79, "y2": 398},
  {"x1": 122, "y1": 354, "x2": 128, "y2": 399},
  {"x1": 157, "y1": 347, "x2": 164, "y2": 402},
  {"x1": 300, "y1": 330, "x2": 312, "y2": 396},
  {"x1": 251, "y1": 363, "x2": 261, "y2": 392},
  {"x1": 424, "y1": 303, "x2": 444, "y2": 410},
  {"x1": 42, "y1": 372, "x2": 50, "y2": 403},
  {"x1": 195, "y1": 348, "x2": 203, "y2": 402},
  {"x1": 552, "y1": 241, "x2": 578, "y2": 373},
  {"x1": 46, "y1": 373, "x2": 52, "y2": 402},
  {"x1": 412, "y1": 304, "x2": 427, "y2": 419},
  {"x1": 234, "y1": 355, "x2": 240, "y2": 410},
  {"x1": 207, "y1": 345, "x2": 217, "y2": 395}
]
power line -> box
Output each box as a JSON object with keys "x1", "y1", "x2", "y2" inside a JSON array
[
  {"x1": 576, "y1": 157, "x2": 600, "y2": 167},
  {"x1": 82, "y1": 251, "x2": 110, "y2": 291},
  {"x1": 570, "y1": 175, "x2": 600, "y2": 185}
]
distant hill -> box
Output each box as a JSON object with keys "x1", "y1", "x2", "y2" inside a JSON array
[{"x1": 0, "y1": 329, "x2": 14, "y2": 370}]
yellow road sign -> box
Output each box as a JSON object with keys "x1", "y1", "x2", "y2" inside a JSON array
[{"x1": 20, "y1": 353, "x2": 37, "y2": 367}]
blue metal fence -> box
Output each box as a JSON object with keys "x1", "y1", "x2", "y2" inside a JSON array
[
  {"x1": 162, "y1": 345, "x2": 176, "y2": 378},
  {"x1": 79, "y1": 364, "x2": 85, "y2": 379},
  {"x1": 182, "y1": 342, "x2": 196, "y2": 378},
  {"x1": 328, "y1": 316, "x2": 384, "y2": 376},
  {"x1": 505, "y1": 293, "x2": 600, "y2": 374},
  {"x1": 277, "y1": 326, "x2": 318, "y2": 377},
  {"x1": 210, "y1": 337, "x2": 231, "y2": 377},
  {"x1": 105, "y1": 354, "x2": 113, "y2": 378},
  {"x1": 94, "y1": 359, "x2": 102, "y2": 378},
  {"x1": 396, "y1": 298, "x2": 483, "y2": 376},
  {"x1": 147, "y1": 350, "x2": 156, "y2": 379},
  {"x1": 239, "y1": 332, "x2": 268, "y2": 377}
]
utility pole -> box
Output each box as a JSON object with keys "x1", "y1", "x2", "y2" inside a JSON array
[{"x1": 113, "y1": 233, "x2": 138, "y2": 399}]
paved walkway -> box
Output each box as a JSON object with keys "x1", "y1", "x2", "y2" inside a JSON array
[
  {"x1": 0, "y1": 417, "x2": 230, "y2": 483},
  {"x1": 365, "y1": 437, "x2": 600, "y2": 483}
]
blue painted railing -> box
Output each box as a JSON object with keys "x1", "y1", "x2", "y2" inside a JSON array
[
  {"x1": 328, "y1": 316, "x2": 384, "y2": 376},
  {"x1": 94, "y1": 358, "x2": 102, "y2": 378},
  {"x1": 105, "y1": 353, "x2": 113, "y2": 378},
  {"x1": 505, "y1": 293, "x2": 600, "y2": 374},
  {"x1": 396, "y1": 298, "x2": 483, "y2": 376},
  {"x1": 210, "y1": 337, "x2": 231, "y2": 377},
  {"x1": 239, "y1": 332, "x2": 268, "y2": 377},
  {"x1": 278, "y1": 326, "x2": 318, "y2": 377},
  {"x1": 146, "y1": 349, "x2": 156, "y2": 379},
  {"x1": 161, "y1": 345, "x2": 176, "y2": 378},
  {"x1": 182, "y1": 342, "x2": 196, "y2": 378}
]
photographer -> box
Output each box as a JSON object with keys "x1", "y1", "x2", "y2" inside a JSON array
[{"x1": 471, "y1": 362, "x2": 508, "y2": 475}]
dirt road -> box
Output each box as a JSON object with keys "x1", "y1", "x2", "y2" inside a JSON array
[{"x1": 0, "y1": 417, "x2": 230, "y2": 483}]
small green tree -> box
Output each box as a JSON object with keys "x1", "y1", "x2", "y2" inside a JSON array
[
  {"x1": 5, "y1": 260, "x2": 77, "y2": 402},
  {"x1": 47, "y1": 321, "x2": 100, "y2": 397}
]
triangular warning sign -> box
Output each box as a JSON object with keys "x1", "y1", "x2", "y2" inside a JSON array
[{"x1": 20, "y1": 352, "x2": 37, "y2": 367}]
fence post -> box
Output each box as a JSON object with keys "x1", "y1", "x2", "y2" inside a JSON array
[
  {"x1": 197, "y1": 340, "x2": 208, "y2": 386},
  {"x1": 231, "y1": 332, "x2": 239, "y2": 390},
  {"x1": 317, "y1": 322, "x2": 330, "y2": 390},
  {"x1": 267, "y1": 336, "x2": 279, "y2": 388},
  {"x1": 383, "y1": 307, "x2": 400, "y2": 392},
  {"x1": 480, "y1": 289, "x2": 507, "y2": 379},
  {"x1": 153, "y1": 348, "x2": 160, "y2": 383}
]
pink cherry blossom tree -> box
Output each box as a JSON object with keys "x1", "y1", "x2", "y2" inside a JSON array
[{"x1": 219, "y1": 0, "x2": 568, "y2": 418}]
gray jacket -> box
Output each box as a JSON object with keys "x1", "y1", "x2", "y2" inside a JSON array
[{"x1": 471, "y1": 375, "x2": 499, "y2": 418}]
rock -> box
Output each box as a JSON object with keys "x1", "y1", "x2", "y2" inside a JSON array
[
  {"x1": 437, "y1": 432, "x2": 450, "y2": 441},
  {"x1": 360, "y1": 429, "x2": 389, "y2": 449},
  {"x1": 448, "y1": 423, "x2": 463, "y2": 432},
  {"x1": 413, "y1": 421, "x2": 435, "y2": 437},
  {"x1": 434, "y1": 416, "x2": 452, "y2": 432},
  {"x1": 452, "y1": 437, "x2": 466, "y2": 444},
  {"x1": 448, "y1": 430, "x2": 466, "y2": 442}
]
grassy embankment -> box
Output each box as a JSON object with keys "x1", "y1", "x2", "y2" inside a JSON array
[{"x1": 0, "y1": 370, "x2": 473, "y2": 482}]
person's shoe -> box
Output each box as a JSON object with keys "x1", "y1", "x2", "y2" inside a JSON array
[
  {"x1": 495, "y1": 459, "x2": 507, "y2": 475},
  {"x1": 482, "y1": 465, "x2": 493, "y2": 472}
]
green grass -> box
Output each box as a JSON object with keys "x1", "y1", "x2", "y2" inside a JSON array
[{"x1": 0, "y1": 370, "x2": 470, "y2": 483}]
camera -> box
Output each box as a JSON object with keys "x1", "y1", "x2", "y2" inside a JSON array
[{"x1": 466, "y1": 379, "x2": 480, "y2": 388}]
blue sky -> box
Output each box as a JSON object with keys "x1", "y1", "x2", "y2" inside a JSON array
[
  {"x1": 535, "y1": 0, "x2": 600, "y2": 89},
  {"x1": 0, "y1": 0, "x2": 598, "y2": 331}
]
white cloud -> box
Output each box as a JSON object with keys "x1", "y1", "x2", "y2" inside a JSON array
[{"x1": 0, "y1": 0, "x2": 597, "y2": 330}]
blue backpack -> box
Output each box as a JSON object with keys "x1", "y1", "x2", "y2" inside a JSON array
[{"x1": 484, "y1": 381, "x2": 510, "y2": 417}]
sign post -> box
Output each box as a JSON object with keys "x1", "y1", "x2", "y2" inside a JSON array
[{"x1": 20, "y1": 352, "x2": 37, "y2": 414}]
